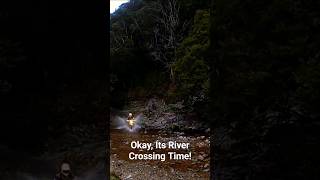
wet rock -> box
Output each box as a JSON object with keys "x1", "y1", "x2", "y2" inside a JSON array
[
  {"x1": 170, "y1": 168, "x2": 174, "y2": 173},
  {"x1": 204, "y1": 163, "x2": 209, "y2": 168},
  {"x1": 198, "y1": 155, "x2": 204, "y2": 161},
  {"x1": 197, "y1": 142, "x2": 205, "y2": 148},
  {"x1": 118, "y1": 160, "x2": 124, "y2": 165},
  {"x1": 203, "y1": 168, "x2": 209, "y2": 172}
]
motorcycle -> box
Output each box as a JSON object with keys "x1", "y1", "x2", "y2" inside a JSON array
[{"x1": 127, "y1": 118, "x2": 136, "y2": 129}]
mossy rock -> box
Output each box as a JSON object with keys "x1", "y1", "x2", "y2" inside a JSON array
[{"x1": 111, "y1": 175, "x2": 120, "y2": 180}]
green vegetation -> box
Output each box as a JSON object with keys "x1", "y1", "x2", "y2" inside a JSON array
[
  {"x1": 111, "y1": 0, "x2": 320, "y2": 179},
  {"x1": 110, "y1": 173, "x2": 120, "y2": 180},
  {"x1": 173, "y1": 9, "x2": 210, "y2": 101},
  {"x1": 110, "y1": 0, "x2": 211, "y2": 118}
]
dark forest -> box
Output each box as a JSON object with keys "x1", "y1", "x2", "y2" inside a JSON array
[{"x1": 1, "y1": 0, "x2": 320, "y2": 179}]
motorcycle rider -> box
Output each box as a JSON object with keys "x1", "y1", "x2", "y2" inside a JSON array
[
  {"x1": 54, "y1": 162, "x2": 74, "y2": 180},
  {"x1": 127, "y1": 112, "x2": 135, "y2": 129}
]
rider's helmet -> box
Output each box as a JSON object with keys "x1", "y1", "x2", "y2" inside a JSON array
[
  {"x1": 129, "y1": 113, "x2": 133, "y2": 117},
  {"x1": 61, "y1": 163, "x2": 71, "y2": 177}
]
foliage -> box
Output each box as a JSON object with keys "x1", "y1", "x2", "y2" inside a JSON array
[
  {"x1": 210, "y1": 0, "x2": 320, "y2": 179},
  {"x1": 172, "y1": 10, "x2": 210, "y2": 101},
  {"x1": 295, "y1": 62, "x2": 320, "y2": 116},
  {"x1": 109, "y1": 0, "x2": 211, "y2": 115}
]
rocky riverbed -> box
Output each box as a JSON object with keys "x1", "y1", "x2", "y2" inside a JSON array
[
  {"x1": 110, "y1": 129, "x2": 210, "y2": 180},
  {"x1": 110, "y1": 99, "x2": 210, "y2": 179}
]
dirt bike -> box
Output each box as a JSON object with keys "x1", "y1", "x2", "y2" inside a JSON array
[{"x1": 127, "y1": 118, "x2": 136, "y2": 129}]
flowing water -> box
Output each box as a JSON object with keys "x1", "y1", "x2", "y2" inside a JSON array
[
  {"x1": 110, "y1": 127, "x2": 210, "y2": 179},
  {"x1": 113, "y1": 114, "x2": 144, "y2": 133}
]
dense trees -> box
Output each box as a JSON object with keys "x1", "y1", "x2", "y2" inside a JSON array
[
  {"x1": 111, "y1": 0, "x2": 320, "y2": 179},
  {"x1": 2, "y1": 0, "x2": 318, "y2": 177},
  {"x1": 210, "y1": 0, "x2": 320, "y2": 179},
  {"x1": 110, "y1": 0, "x2": 210, "y2": 110},
  {"x1": 173, "y1": 9, "x2": 210, "y2": 100}
]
